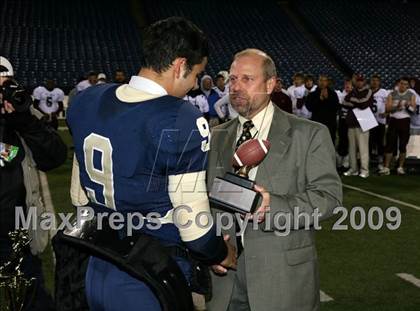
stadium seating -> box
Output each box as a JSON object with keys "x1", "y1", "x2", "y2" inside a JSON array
[
  {"x1": 0, "y1": 0, "x2": 142, "y2": 91},
  {"x1": 143, "y1": 0, "x2": 343, "y2": 87},
  {"x1": 4, "y1": 0, "x2": 416, "y2": 92},
  {"x1": 294, "y1": 0, "x2": 420, "y2": 88}
]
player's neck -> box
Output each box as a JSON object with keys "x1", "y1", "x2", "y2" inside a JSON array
[{"x1": 138, "y1": 68, "x2": 170, "y2": 94}]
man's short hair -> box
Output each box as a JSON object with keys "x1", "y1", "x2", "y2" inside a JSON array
[
  {"x1": 215, "y1": 74, "x2": 225, "y2": 81},
  {"x1": 305, "y1": 74, "x2": 315, "y2": 82},
  {"x1": 233, "y1": 48, "x2": 277, "y2": 81},
  {"x1": 293, "y1": 72, "x2": 305, "y2": 80},
  {"x1": 400, "y1": 76, "x2": 410, "y2": 83},
  {"x1": 371, "y1": 74, "x2": 381, "y2": 81},
  {"x1": 141, "y1": 17, "x2": 208, "y2": 75}
]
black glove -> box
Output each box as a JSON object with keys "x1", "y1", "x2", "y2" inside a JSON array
[{"x1": 3, "y1": 108, "x2": 34, "y2": 132}]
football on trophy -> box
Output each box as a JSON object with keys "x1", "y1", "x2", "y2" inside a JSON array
[{"x1": 232, "y1": 138, "x2": 271, "y2": 168}]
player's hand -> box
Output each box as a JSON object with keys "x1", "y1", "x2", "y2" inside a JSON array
[
  {"x1": 242, "y1": 184, "x2": 270, "y2": 223},
  {"x1": 212, "y1": 235, "x2": 237, "y2": 275}
]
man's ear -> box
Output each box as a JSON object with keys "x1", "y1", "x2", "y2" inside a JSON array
[
  {"x1": 173, "y1": 58, "x2": 187, "y2": 79},
  {"x1": 266, "y1": 77, "x2": 276, "y2": 94}
]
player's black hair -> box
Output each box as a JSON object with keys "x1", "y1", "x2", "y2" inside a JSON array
[
  {"x1": 215, "y1": 74, "x2": 225, "y2": 80},
  {"x1": 141, "y1": 17, "x2": 208, "y2": 76}
]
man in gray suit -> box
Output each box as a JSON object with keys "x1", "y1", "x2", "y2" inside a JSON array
[{"x1": 207, "y1": 49, "x2": 342, "y2": 311}]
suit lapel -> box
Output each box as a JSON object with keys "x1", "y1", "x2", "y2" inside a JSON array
[
  {"x1": 255, "y1": 107, "x2": 292, "y2": 190},
  {"x1": 213, "y1": 119, "x2": 238, "y2": 174}
]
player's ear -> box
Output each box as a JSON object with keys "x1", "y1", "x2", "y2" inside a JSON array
[{"x1": 173, "y1": 58, "x2": 187, "y2": 79}]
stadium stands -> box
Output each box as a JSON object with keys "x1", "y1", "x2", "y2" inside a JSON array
[
  {"x1": 2, "y1": 0, "x2": 417, "y2": 91},
  {"x1": 143, "y1": 0, "x2": 343, "y2": 87},
  {"x1": 0, "y1": 0, "x2": 142, "y2": 91},
  {"x1": 294, "y1": 0, "x2": 420, "y2": 88}
]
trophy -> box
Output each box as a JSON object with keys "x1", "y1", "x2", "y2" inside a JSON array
[
  {"x1": 0, "y1": 230, "x2": 36, "y2": 311},
  {"x1": 209, "y1": 138, "x2": 271, "y2": 214}
]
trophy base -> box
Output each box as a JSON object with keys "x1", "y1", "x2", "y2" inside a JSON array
[{"x1": 209, "y1": 172, "x2": 261, "y2": 214}]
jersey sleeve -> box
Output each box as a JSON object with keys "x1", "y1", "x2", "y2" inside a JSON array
[
  {"x1": 33, "y1": 87, "x2": 42, "y2": 100},
  {"x1": 153, "y1": 100, "x2": 227, "y2": 264},
  {"x1": 57, "y1": 89, "x2": 65, "y2": 102}
]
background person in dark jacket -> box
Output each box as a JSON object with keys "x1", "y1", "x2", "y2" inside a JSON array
[
  {"x1": 0, "y1": 56, "x2": 67, "y2": 310},
  {"x1": 306, "y1": 74, "x2": 340, "y2": 144},
  {"x1": 342, "y1": 74, "x2": 374, "y2": 178},
  {"x1": 270, "y1": 77, "x2": 292, "y2": 113}
]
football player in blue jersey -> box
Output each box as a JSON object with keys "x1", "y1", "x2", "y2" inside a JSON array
[{"x1": 67, "y1": 17, "x2": 237, "y2": 311}]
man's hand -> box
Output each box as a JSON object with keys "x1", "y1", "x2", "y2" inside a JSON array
[
  {"x1": 211, "y1": 235, "x2": 237, "y2": 275},
  {"x1": 0, "y1": 100, "x2": 15, "y2": 114},
  {"x1": 242, "y1": 184, "x2": 271, "y2": 223},
  {"x1": 253, "y1": 184, "x2": 271, "y2": 223}
]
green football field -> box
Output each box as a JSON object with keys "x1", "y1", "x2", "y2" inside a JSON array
[{"x1": 41, "y1": 129, "x2": 420, "y2": 310}]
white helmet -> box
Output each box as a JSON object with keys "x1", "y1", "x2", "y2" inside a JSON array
[{"x1": 0, "y1": 56, "x2": 14, "y2": 77}]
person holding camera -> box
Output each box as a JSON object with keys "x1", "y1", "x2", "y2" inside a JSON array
[{"x1": 0, "y1": 56, "x2": 67, "y2": 310}]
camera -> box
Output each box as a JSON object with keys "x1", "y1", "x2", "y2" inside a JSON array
[{"x1": 0, "y1": 79, "x2": 32, "y2": 113}]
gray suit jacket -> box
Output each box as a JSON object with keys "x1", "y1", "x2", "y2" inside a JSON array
[{"x1": 206, "y1": 106, "x2": 342, "y2": 311}]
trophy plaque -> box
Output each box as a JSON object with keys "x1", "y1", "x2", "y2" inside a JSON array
[{"x1": 209, "y1": 138, "x2": 271, "y2": 214}]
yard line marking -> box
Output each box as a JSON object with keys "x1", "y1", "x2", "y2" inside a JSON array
[
  {"x1": 39, "y1": 171, "x2": 57, "y2": 238},
  {"x1": 58, "y1": 126, "x2": 68, "y2": 131},
  {"x1": 320, "y1": 290, "x2": 334, "y2": 302},
  {"x1": 343, "y1": 184, "x2": 420, "y2": 211},
  {"x1": 397, "y1": 273, "x2": 420, "y2": 288}
]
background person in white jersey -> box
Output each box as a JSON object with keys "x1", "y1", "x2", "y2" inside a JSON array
[
  {"x1": 369, "y1": 74, "x2": 389, "y2": 170},
  {"x1": 379, "y1": 77, "x2": 417, "y2": 175},
  {"x1": 287, "y1": 72, "x2": 306, "y2": 117},
  {"x1": 33, "y1": 79, "x2": 65, "y2": 130},
  {"x1": 213, "y1": 73, "x2": 228, "y2": 97},
  {"x1": 409, "y1": 86, "x2": 420, "y2": 134},
  {"x1": 76, "y1": 71, "x2": 98, "y2": 92}
]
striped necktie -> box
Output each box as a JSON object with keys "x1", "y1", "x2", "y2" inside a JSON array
[
  {"x1": 233, "y1": 120, "x2": 254, "y2": 256},
  {"x1": 235, "y1": 120, "x2": 254, "y2": 150}
]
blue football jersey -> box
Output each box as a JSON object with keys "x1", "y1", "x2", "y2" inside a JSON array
[{"x1": 67, "y1": 84, "x2": 210, "y2": 244}]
